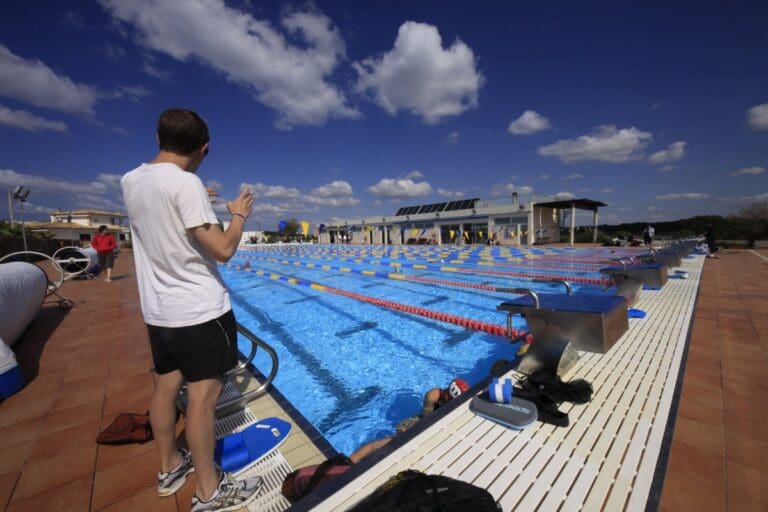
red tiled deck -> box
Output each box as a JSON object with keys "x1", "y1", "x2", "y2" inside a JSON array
[
  {"x1": 1, "y1": 249, "x2": 767, "y2": 511},
  {"x1": 0, "y1": 254, "x2": 193, "y2": 512},
  {"x1": 660, "y1": 251, "x2": 768, "y2": 511}
]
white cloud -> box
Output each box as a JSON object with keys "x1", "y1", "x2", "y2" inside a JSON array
[
  {"x1": 538, "y1": 125, "x2": 652, "y2": 163},
  {"x1": 99, "y1": 0, "x2": 359, "y2": 128},
  {"x1": 717, "y1": 192, "x2": 768, "y2": 203},
  {"x1": 354, "y1": 21, "x2": 483, "y2": 124},
  {"x1": 367, "y1": 177, "x2": 432, "y2": 198},
  {"x1": 747, "y1": 102, "x2": 768, "y2": 130},
  {"x1": 0, "y1": 169, "x2": 124, "y2": 211},
  {"x1": 63, "y1": 10, "x2": 87, "y2": 30},
  {"x1": 444, "y1": 131, "x2": 459, "y2": 144},
  {"x1": 656, "y1": 192, "x2": 711, "y2": 200},
  {"x1": 142, "y1": 60, "x2": 172, "y2": 81},
  {"x1": 554, "y1": 191, "x2": 575, "y2": 199},
  {"x1": 647, "y1": 141, "x2": 686, "y2": 164},
  {"x1": 0, "y1": 105, "x2": 67, "y2": 132},
  {"x1": 507, "y1": 110, "x2": 551, "y2": 135},
  {"x1": 539, "y1": 173, "x2": 551, "y2": 180},
  {"x1": 730, "y1": 166, "x2": 765, "y2": 177},
  {"x1": 657, "y1": 165, "x2": 675, "y2": 173},
  {"x1": 243, "y1": 182, "x2": 302, "y2": 199},
  {"x1": 601, "y1": 188, "x2": 614, "y2": 193},
  {"x1": 404, "y1": 170, "x2": 424, "y2": 180},
  {"x1": 0, "y1": 45, "x2": 98, "y2": 117},
  {"x1": 562, "y1": 173, "x2": 583, "y2": 181},
  {"x1": 305, "y1": 180, "x2": 359, "y2": 207},
  {"x1": 490, "y1": 183, "x2": 534, "y2": 198},
  {"x1": 437, "y1": 187, "x2": 464, "y2": 198}
]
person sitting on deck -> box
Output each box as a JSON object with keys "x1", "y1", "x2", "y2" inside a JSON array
[{"x1": 349, "y1": 378, "x2": 470, "y2": 463}]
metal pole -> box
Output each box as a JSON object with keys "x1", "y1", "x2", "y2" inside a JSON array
[
  {"x1": 592, "y1": 209, "x2": 599, "y2": 243},
  {"x1": 7, "y1": 191, "x2": 14, "y2": 223},
  {"x1": 19, "y1": 199, "x2": 28, "y2": 252},
  {"x1": 570, "y1": 203, "x2": 576, "y2": 246}
]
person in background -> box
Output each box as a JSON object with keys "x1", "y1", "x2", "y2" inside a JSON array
[
  {"x1": 705, "y1": 224, "x2": 719, "y2": 257},
  {"x1": 92, "y1": 225, "x2": 117, "y2": 282},
  {"x1": 121, "y1": 108, "x2": 262, "y2": 512},
  {"x1": 643, "y1": 225, "x2": 655, "y2": 248}
]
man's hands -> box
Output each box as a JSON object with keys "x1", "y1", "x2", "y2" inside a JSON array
[
  {"x1": 191, "y1": 185, "x2": 254, "y2": 262},
  {"x1": 227, "y1": 185, "x2": 253, "y2": 219}
]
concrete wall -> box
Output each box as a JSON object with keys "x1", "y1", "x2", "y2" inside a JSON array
[{"x1": 533, "y1": 206, "x2": 560, "y2": 244}]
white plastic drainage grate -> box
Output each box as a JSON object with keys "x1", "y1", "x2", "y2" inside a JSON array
[{"x1": 239, "y1": 450, "x2": 294, "y2": 512}]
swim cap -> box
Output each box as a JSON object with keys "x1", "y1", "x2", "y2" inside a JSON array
[{"x1": 447, "y1": 378, "x2": 469, "y2": 399}]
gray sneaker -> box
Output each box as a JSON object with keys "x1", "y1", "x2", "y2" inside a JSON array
[
  {"x1": 191, "y1": 472, "x2": 264, "y2": 512},
  {"x1": 157, "y1": 448, "x2": 195, "y2": 497}
]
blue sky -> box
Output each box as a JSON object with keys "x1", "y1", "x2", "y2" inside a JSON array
[{"x1": 1, "y1": 0, "x2": 766, "y2": 229}]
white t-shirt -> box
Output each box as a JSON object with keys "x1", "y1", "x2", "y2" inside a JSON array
[{"x1": 121, "y1": 162, "x2": 231, "y2": 327}]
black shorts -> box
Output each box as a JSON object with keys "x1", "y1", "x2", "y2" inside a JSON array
[
  {"x1": 98, "y1": 252, "x2": 115, "y2": 269},
  {"x1": 147, "y1": 310, "x2": 239, "y2": 382}
]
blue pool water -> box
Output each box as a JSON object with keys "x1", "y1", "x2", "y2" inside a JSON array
[{"x1": 222, "y1": 245, "x2": 616, "y2": 455}]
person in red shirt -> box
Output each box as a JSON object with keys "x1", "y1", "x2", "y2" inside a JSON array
[{"x1": 92, "y1": 225, "x2": 117, "y2": 282}]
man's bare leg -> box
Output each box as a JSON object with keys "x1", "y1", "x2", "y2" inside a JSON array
[
  {"x1": 186, "y1": 378, "x2": 224, "y2": 500},
  {"x1": 151, "y1": 370, "x2": 185, "y2": 472}
]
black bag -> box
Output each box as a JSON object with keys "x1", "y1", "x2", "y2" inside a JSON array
[{"x1": 348, "y1": 470, "x2": 500, "y2": 511}]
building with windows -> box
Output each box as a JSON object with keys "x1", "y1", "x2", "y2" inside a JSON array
[
  {"x1": 27, "y1": 209, "x2": 131, "y2": 243},
  {"x1": 318, "y1": 196, "x2": 606, "y2": 246}
]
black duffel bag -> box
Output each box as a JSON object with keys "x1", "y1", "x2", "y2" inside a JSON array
[{"x1": 348, "y1": 470, "x2": 501, "y2": 511}]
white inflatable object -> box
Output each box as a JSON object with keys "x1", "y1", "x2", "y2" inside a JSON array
[
  {"x1": 0, "y1": 261, "x2": 48, "y2": 346},
  {"x1": 53, "y1": 246, "x2": 99, "y2": 277},
  {"x1": 0, "y1": 338, "x2": 18, "y2": 374}
]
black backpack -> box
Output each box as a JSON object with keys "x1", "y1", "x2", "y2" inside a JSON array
[{"x1": 348, "y1": 470, "x2": 501, "y2": 511}]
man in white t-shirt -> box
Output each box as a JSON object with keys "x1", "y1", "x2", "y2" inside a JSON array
[{"x1": 121, "y1": 109, "x2": 262, "y2": 512}]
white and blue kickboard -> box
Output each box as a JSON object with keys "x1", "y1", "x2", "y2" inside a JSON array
[
  {"x1": 215, "y1": 416, "x2": 291, "y2": 472},
  {"x1": 470, "y1": 395, "x2": 538, "y2": 430}
]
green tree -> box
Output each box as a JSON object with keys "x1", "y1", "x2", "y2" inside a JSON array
[
  {"x1": 736, "y1": 200, "x2": 768, "y2": 248},
  {"x1": 283, "y1": 218, "x2": 300, "y2": 240}
]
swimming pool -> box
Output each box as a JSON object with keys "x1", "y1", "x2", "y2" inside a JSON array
[{"x1": 222, "y1": 245, "x2": 622, "y2": 455}]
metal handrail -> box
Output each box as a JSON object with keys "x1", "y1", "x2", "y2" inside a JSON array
[
  {"x1": 532, "y1": 278, "x2": 572, "y2": 295},
  {"x1": 176, "y1": 322, "x2": 279, "y2": 414},
  {"x1": 230, "y1": 322, "x2": 279, "y2": 400},
  {"x1": 494, "y1": 287, "x2": 540, "y2": 309}
]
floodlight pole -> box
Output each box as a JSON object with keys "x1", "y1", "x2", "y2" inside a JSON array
[
  {"x1": 7, "y1": 191, "x2": 14, "y2": 224},
  {"x1": 19, "y1": 198, "x2": 28, "y2": 252}
]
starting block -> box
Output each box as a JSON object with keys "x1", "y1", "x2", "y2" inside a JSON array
[{"x1": 498, "y1": 291, "x2": 628, "y2": 377}]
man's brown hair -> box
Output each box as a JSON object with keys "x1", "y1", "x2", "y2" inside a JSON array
[{"x1": 157, "y1": 108, "x2": 209, "y2": 155}]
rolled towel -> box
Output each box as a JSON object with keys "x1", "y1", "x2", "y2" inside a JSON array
[{"x1": 489, "y1": 378, "x2": 515, "y2": 404}]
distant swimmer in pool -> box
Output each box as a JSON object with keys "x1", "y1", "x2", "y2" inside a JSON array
[{"x1": 349, "y1": 378, "x2": 470, "y2": 463}]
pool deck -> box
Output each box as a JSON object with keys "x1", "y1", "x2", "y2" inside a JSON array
[{"x1": 1, "y1": 249, "x2": 767, "y2": 511}]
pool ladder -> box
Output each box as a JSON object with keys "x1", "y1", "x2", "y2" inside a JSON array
[{"x1": 176, "y1": 323, "x2": 279, "y2": 417}]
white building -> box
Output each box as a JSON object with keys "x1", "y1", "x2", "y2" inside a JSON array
[
  {"x1": 318, "y1": 197, "x2": 606, "y2": 246},
  {"x1": 28, "y1": 209, "x2": 131, "y2": 244}
]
